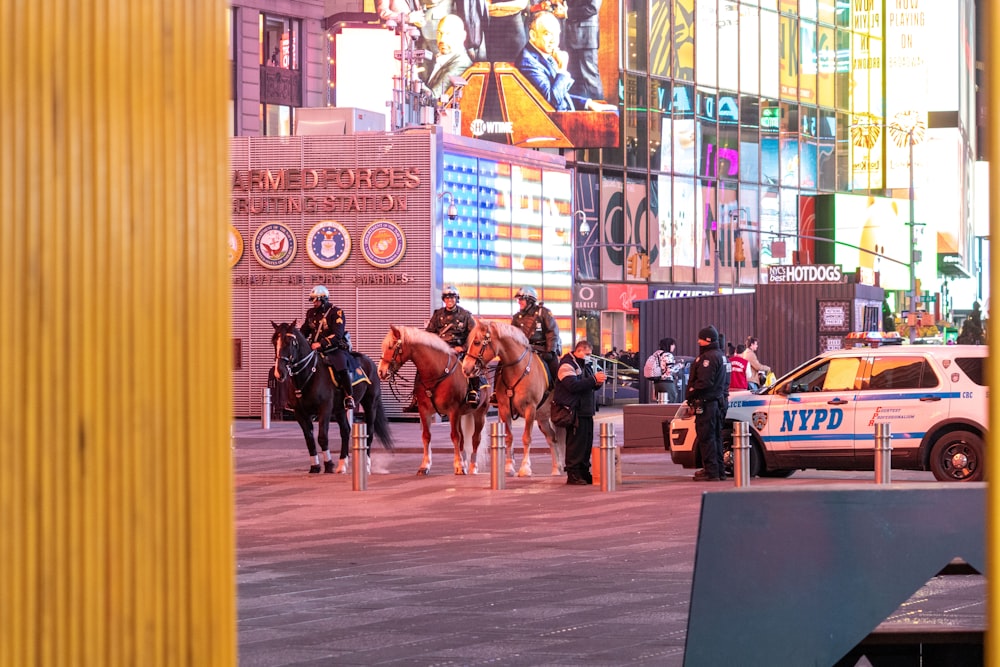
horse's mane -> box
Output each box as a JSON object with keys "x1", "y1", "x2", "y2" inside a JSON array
[
  {"x1": 487, "y1": 321, "x2": 530, "y2": 347},
  {"x1": 392, "y1": 325, "x2": 455, "y2": 355}
]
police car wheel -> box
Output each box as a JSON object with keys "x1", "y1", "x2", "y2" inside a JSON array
[
  {"x1": 929, "y1": 430, "x2": 985, "y2": 482},
  {"x1": 760, "y1": 468, "x2": 796, "y2": 479},
  {"x1": 722, "y1": 434, "x2": 762, "y2": 478}
]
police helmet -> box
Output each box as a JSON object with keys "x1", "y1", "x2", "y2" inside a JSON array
[
  {"x1": 442, "y1": 286, "x2": 460, "y2": 301},
  {"x1": 309, "y1": 285, "x2": 329, "y2": 302},
  {"x1": 515, "y1": 286, "x2": 537, "y2": 303}
]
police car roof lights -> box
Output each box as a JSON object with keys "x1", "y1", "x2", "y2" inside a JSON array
[{"x1": 843, "y1": 331, "x2": 904, "y2": 347}]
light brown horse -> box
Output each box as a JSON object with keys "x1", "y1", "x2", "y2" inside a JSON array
[
  {"x1": 462, "y1": 320, "x2": 564, "y2": 477},
  {"x1": 377, "y1": 325, "x2": 489, "y2": 475}
]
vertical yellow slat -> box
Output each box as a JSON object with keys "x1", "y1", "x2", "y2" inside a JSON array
[
  {"x1": 1, "y1": 1, "x2": 235, "y2": 665},
  {"x1": 988, "y1": 0, "x2": 1000, "y2": 663}
]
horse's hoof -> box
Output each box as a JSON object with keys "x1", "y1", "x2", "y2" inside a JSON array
[
  {"x1": 335, "y1": 460, "x2": 348, "y2": 474},
  {"x1": 324, "y1": 460, "x2": 335, "y2": 474},
  {"x1": 308, "y1": 464, "x2": 322, "y2": 474},
  {"x1": 417, "y1": 467, "x2": 430, "y2": 476},
  {"x1": 551, "y1": 467, "x2": 561, "y2": 477}
]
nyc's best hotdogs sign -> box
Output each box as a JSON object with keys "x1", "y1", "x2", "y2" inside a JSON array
[{"x1": 230, "y1": 167, "x2": 420, "y2": 275}]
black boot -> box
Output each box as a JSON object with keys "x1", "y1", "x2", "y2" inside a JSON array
[
  {"x1": 335, "y1": 370, "x2": 355, "y2": 410},
  {"x1": 466, "y1": 377, "x2": 481, "y2": 406}
]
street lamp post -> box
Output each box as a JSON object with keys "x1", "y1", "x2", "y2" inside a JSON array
[{"x1": 906, "y1": 128, "x2": 918, "y2": 343}]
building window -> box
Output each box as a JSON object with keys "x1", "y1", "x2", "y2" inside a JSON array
[
  {"x1": 259, "y1": 13, "x2": 302, "y2": 135},
  {"x1": 260, "y1": 14, "x2": 300, "y2": 70}
]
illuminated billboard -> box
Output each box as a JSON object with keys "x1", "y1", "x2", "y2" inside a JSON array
[
  {"x1": 418, "y1": 2, "x2": 622, "y2": 148},
  {"x1": 812, "y1": 194, "x2": 935, "y2": 291},
  {"x1": 440, "y1": 151, "x2": 573, "y2": 350}
]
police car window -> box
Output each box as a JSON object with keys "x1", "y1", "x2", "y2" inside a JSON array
[
  {"x1": 787, "y1": 357, "x2": 860, "y2": 393},
  {"x1": 954, "y1": 357, "x2": 985, "y2": 386},
  {"x1": 867, "y1": 356, "x2": 938, "y2": 390}
]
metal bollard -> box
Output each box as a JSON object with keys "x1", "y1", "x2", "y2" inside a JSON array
[
  {"x1": 490, "y1": 421, "x2": 506, "y2": 490},
  {"x1": 261, "y1": 388, "x2": 271, "y2": 430},
  {"x1": 599, "y1": 422, "x2": 617, "y2": 492},
  {"x1": 656, "y1": 390, "x2": 669, "y2": 405},
  {"x1": 732, "y1": 421, "x2": 751, "y2": 488},
  {"x1": 351, "y1": 422, "x2": 368, "y2": 491},
  {"x1": 874, "y1": 422, "x2": 892, "y2": 484}
]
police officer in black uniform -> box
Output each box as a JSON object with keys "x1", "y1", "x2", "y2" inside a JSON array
[
  {"x1": 685, "y1": 325, "x2": 729, "y2": 482},
  {"x1": 408, "y1": 286, "x2": 482, "y2": 409},
  {"x1": 511, "y1": 286, "x2": 561, "y2": 383},
  {"x1": 300, "y1": 285, "x2": 356, "y2": 410}
]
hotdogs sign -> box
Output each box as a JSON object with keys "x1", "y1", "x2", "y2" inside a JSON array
[{"x1": 231, "y1": 167, "x2": 421, "y2": 215}]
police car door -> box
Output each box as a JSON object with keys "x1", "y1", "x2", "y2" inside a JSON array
[
  {"x1": 853, "y1": 353, "x2": 948, "y2": 464},
  {"x1": 762, "y1": 355, "x2": 863, "y2": 467}
]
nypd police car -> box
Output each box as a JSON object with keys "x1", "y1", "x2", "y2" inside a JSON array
[{"x1": 668, "y1": 345, "x2": 988, "y2": 481}]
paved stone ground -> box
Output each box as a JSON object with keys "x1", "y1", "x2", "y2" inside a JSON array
[{"x1": 234, "y1": 410, "x2": 983, "y2": 666}]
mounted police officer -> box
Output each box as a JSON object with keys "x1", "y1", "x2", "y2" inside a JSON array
[
  {"x1": 512, "y1": 286, "x2": 561, "y2": 384},
  {"x1": 405, "y1": 286, "x2": 481, "y2": 411},
  {"x1": 300, "y1": 285, "x2": 356, "y2": 410}
]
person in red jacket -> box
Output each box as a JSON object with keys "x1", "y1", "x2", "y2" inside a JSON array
[{"x1": 729, "y1": 344, "x2": 749, "y2": 391}]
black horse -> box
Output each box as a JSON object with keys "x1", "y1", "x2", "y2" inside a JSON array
[{"x1": 271, "y1": 321, "x2": 394, "y2": 473}]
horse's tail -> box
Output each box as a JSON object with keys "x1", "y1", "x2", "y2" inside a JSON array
[
  {"x1": 371, "y1": 391, "x2": 395, "y2": 452},
  {"x1": 362, "y1": 354, "x2": 395, "y2": 452}
]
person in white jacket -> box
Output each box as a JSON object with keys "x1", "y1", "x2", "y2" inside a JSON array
[{"x1": 740, "y1": 336, "x2": 771, "y2": 390}]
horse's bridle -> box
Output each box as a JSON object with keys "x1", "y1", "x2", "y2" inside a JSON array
[
  {"x1": 378, "y1": 337, "x2": 405, "y2": 378},
  {"x1": 467, "y1": 329, "x2": 499, "y2": 376},
  {"x1": 274, "y1": 332, "x2": 318, "y2": 388}
]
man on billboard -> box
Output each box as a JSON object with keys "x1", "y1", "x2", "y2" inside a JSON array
[
  {"x1": 423, "y1": 14, "x2": 473, "y2": 100},
  {"x1": 515, "y1": 11, "x2": 615, "y2": 112},
  {"x1": 564, "y1": 0, "x2": 603, "y2": 100}
]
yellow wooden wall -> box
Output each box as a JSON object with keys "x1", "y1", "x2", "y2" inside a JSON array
[{"x1": 0, "y1": 1, "x2": 235, "y2": 665}]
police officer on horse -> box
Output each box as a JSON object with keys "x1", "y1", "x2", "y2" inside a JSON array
[
  {"x1": 512, "y1": 286, "x2": 561, "y2": 383},
  {"x1": 405, "y1": 285, "x2": 482, "y2": 411},
  {"x1": 301, "y1": 285, "x2": 356, "y2": 410}
]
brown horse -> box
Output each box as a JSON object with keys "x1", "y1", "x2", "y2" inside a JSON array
[
  {"x1": 377, "y1": 325, "x2": 489, "y2": 475},
  {"x1": 462, "y1": 320, "x2": 565, "y2": 477}
]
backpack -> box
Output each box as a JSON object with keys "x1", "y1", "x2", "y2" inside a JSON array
[{"x1": 643, "y1": 351, "x2": 664, "y2": 380}]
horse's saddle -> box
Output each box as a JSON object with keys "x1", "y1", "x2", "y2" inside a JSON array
[{"x1": 328, "y1": 365, "x2": 370, "y2": 389}]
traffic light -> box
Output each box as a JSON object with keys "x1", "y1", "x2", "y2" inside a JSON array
[
  {"x1": 734, "y1": 236, "x2": 746, "y2": 263},
  {"x1": 627, "y1": 252, "x2": 639, "y2": 276},
  {"x1": 639, "y1": 253, "x2": 651, "y2": 278}
]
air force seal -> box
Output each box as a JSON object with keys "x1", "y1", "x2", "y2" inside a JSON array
[
  {"x1": 252, "y1": 222, "x2": 296, "y2": 269},
  {"x1": 361, "y1": 220, "x2": 405, "y2": 269},
  {"x1": 306, "y1": 221, "x2": 351, "y2": 269}
]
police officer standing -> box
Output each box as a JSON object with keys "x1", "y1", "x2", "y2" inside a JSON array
[
  {"x1": 554, "y1": 339, "x2": 606, "y2": 485},
  {"x1": 301, "y1": 285, "x2": 356, "y2": 410},
  {"x1": 511, "y1": 286, "x2": 561, "y2": 383},
  {"x1": 418, "y1": 286, "x2": 482, "y2": 406},
  {"x1": 685, "y1": 325, "x2": 729, "y2": 482}
]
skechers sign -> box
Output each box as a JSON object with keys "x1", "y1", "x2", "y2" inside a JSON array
[{"x1": 768, "y1": 264, "x2": 844, "y2": 284}]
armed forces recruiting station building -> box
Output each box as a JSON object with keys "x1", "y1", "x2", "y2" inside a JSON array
[{"x1": 230, "y1": 129, "x2": 575, "y2": 417}]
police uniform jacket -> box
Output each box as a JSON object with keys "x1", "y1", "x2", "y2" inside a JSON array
[
  {"x1": 685, "y1": 342, "x2": 728, "y2": 405},
  {"x1": 426, "y1": 304, "x2": 476, "y2": 349},
  {"x1": 511, "y1": 302, "x2": 561, "y2": 356},
  {"x1": 301, "y1": 302, "x2": 349, "y2": 351}
]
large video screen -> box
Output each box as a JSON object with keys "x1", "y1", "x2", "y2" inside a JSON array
[
  {"x1": 390, "y1": 0, "x2": 620, "y2": 148},
  {"x1": 440, "y1": 151, "x2": 573, "y2": 350}
]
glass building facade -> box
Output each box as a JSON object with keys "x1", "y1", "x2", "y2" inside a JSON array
[{"x1": 570, "y1": 0, "x2": 976, "y2": 353}]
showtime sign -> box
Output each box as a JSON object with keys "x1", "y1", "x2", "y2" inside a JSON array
[{"x1": 768, "y1": 264, "x2": 845, "y2": 284}]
